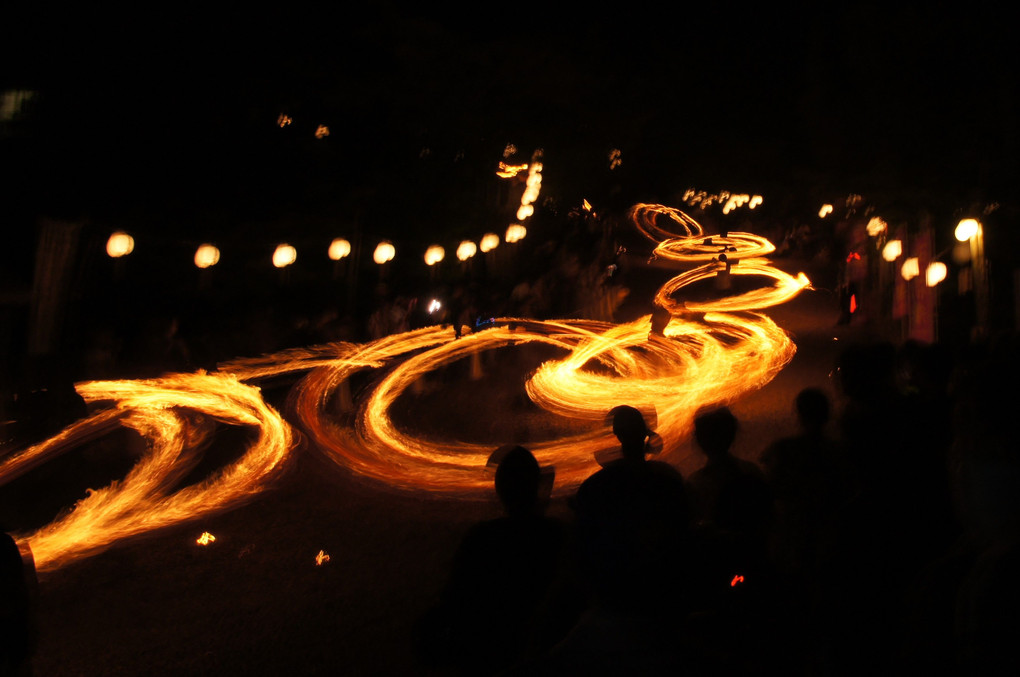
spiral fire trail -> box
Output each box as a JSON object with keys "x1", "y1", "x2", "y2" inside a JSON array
[{"x1": 0, "y1": 204, "x2": 810, "y2": 571}]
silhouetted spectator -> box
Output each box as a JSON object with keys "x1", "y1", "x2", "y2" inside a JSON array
[
  {"x1": 529, "y1": 406, "x2": 691, "y2": 674},
  {"x1": 0, "y1": 532, "x2": 35, "y2": 677},
  {"x1": 418, "y1": 446, "x2": 568, "y2": 675}
]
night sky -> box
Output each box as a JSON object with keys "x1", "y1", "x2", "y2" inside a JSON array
[{"x1": 4, "y1": 4, "x2": 1017, "y2": 242}]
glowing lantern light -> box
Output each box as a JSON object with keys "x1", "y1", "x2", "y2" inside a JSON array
[
  {"x1": 196, "y1": 532, "x2": 216, "y2": 546},
  {"x1": 106, "y1": 232, "x2": 134, "y2": 258},
  {"x1": 373, "y1": 241, "x2": 395, "y2": 265},
  {"x1": 194, "y1": 244, "x2": 220, "y2": 269},
  {"x1": 901, "y1": 257, "x2": 920, "y2": 281},
  {"x1": 328, "y1": 238, "x2": 351, "y2": 261},
  {"x1": 881, "y1": 239, "x2": 902, "y2": 262},
  {"x1": 926, "y1": 261, "x2": 947, "y2": 287},
  {"x1": 456, "y1": 241, "x2": 477, "y2": 261},
  {"x1": 866, "y1": 217, "x2": 888, "y2": 237},
  {"x1": 273, "y1": 244, "x2": 297, "y2": 268},
  {"x1": 955, "y1": 218, "x2": 980, "y2": 241},
  {"x1": 749, "y1": 195, "x2": 763, "y2": 209},
  {"x1": 516, "y1": 204, "x2": 535, "y2": 221},
  {"x1": 505, "y1": 224, "x2": 527, "y2": 243},
  {"x1": 315, "y1": 550, "x2": 330, "y2": 566},
  {"x1": 480, "y1": 233, "x2": 500, "y2": 253},
  {"x1": 424, "y1": 245, "x2": 445, "y2": 266},
  {"x1": 819, "y1": 204, "x2": 833, "y2": 218}
]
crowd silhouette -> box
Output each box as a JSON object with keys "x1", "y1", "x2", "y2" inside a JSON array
[{"x1": 416, "y1": 332, "x2": 1020, "y2": 676}]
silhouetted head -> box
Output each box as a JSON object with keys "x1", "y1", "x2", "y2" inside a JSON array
[
  {"x1": 492, "y1": 445, "x2": 541, "y2": 518},
  {"x1": 694, "y1": 406, "x2": 738, "y2": 459},
  {"x1": 795, "y1": 388, "x2": 830, "y2": 433},
  {"x1": 610, "y1": 405, "x2": 649, "y2": 459}
]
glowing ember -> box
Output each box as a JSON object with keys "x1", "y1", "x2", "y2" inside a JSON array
[
  {"x1": 731, "y1": 574, "x2": 745, "y2": 587},
  {"x1": 819, "y1": 204, "x2": 833, "y2": 218},
  {"x1": 315, "y1": 550, "x2": 330, "y2": 566},
  {"x1": 277, "y1": 114, "x2": 292, "y2": 127},
  {"x1": 197, "y1": 532, "x2": 216, "y2": 546},
  {"x1": 315, "y1": 125, "x2": 330, "y2": 139}
]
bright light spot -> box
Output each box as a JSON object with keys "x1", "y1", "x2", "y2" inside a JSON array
[
  {"x1": 901, "y1": 257, "x2": 920, "y2": 281},
  {"x1": 480, "y1": 233, "x2": 500, "y2": 253},
  {"x1": 731, "y1": 574, "x2": 745, "y2": 587},
  {"x1": 328, "y1": 238, "x2": 351, "y2": 261},
  {"x1": 926, "y1": 261, "x2": 947, "y2": 287},
  {"x1": 517, "y1": 204, "x2": 534, "y2": 221},
  {"x1": 277, "y1": 114, "x2": 292, "y2": 127},
  {"x1": 866, "y1": 217, "x2": 888, "y2": 237},
  {"x1": 496, "y1": 162, "x2": 528, "y2": 178},
  {"x1": 427, "y1": 299, "x2": 441, "y2": 313},
  {"x1": 505, "y1": 224, "x2": 527, "y2": 243},
  {"x1": 273, "y1": 244, "x2": 297, "y2": 268},
  {"x1": 373, "y1": 242, "x2": 395, "y2": 265},
  {"x1": 196, "y1": 532, "x2": 216, "y2": 546},
  {"x1": 106, "y1": 232, "x2": 134, "y2": 258},
  {"x1": 749, "y1": 195, "x2": 763, "y2": 209},
  {"x1": 955, "y1": 218, "x2": 980, "y2": 242},
  {"x1": 315, "y1": 549, "x2": 330, "y2": 566},
  {"x1": 194, "y1": 244, "x2": 220, "y2": 269},
  {"x1": 424, "y1": 245, "x2": 445, "y2": 266},
  {"x1": 315, "y1": 125, "x2": 330, "y2": 139},
  {"x1": 850, "y1": 294, "x2": 857, "y2": 314},
  {"x1": 882, "y1": 239, "x2": 902, "y2": 262},
  {"x1": 582, "y1": 199, "x2": 592, "y2": 212},
  {"x1": 456, "y1": 241, "x2": 477, "y2": 261},
  {"x1": 819, "y1": 204, "x2": 833, "y2": 218}
]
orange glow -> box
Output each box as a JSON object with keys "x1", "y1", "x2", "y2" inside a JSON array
[
  {"x1": 955, "y1": 218, "x2": 980, "y2": 241},
  {"x1": 194, "y1": 244, "x2": 220, "y2": 269},
  {"x1": 373, "y1": 242, "x2": 395, "y2": 265},
  {"x1": 608, "y1": 149, "x2": 622, "y2": 169},
  {"x1": 505, "y1": 224, "x2": 527, "y2": 243},
  {"x1": 277, "y1": 114, "x2": 292, "y2": 127},
  {"x1": 901, "y1": 257, "x2": 920, "y2": 280},
  {"x1": 881, "y1": 240, "x2": 902, "y2": 262},
  {"x1": 424, "y1": 245, "x2": 445, "y2": 266},
  {"x1": 819, "y1": 204, "x2": 833, "y2": 218},
  {"x1": 493, "y1": 161, "x2": 526, "y2": 177},
  {"x1": 197, "y1": 532, "x2": 216, "y2": 545},
  {"x1": 2, "y1": 202, "x2": 809, "y2": 572},
  {"x1": 866, "y1": 217, "x2": 888, "y2": 237},
  {"x1": 731, "y1": 574, "x2": 745, "y2": 587},
  {"x1": 456, "y1": 241, "x2": 477, "y2": 261},
  {"x1": 926, "y1": 261, "x2": 947, "y2": 287},
  {"x1": 106, "y1": 232, "x2": 135, "y2": 258},
  {"x1": 850, "y1": 294, "x2": 857, "y2": 314},
  {"x1": 315, "y1": 125, "x2": 330, "y2": 139},
  {"x1": 315, "y1": 550, "x2": 330, "y2": 566},
  {"x1": 479, "y1": 233, "x2": 500, "y2": 253},
  {"x1": 273, "y1": 244, "x2": 297, "y2": 268},
  {"x1": 328, "y1": 238, "x2": 351, "y2": 261}
]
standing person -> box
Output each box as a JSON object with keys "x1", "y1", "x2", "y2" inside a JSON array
[{"x1": 0, "y1": 532, "x2": 35, "y2": 677}]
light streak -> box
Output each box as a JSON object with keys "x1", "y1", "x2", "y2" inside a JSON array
[{"x1": 1, "y1": 204, "x2": 809, "y2": 572}]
